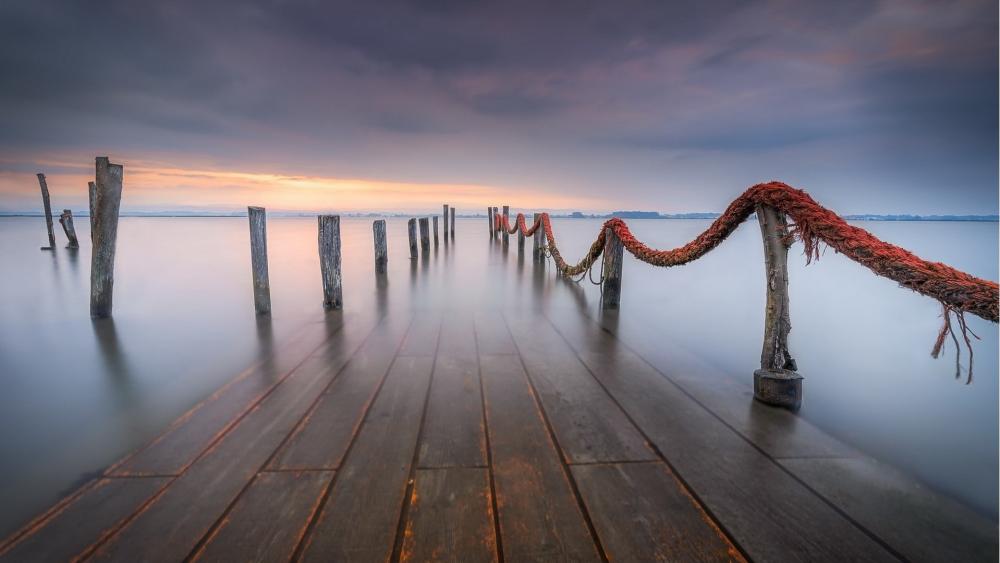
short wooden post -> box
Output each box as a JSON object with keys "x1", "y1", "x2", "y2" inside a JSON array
[
  {"x1": 533, "y1": 212, "x2": 546, "y2": 262},
  {"x1": 517, "y1": 217, "x2": 525, "y2": 252},
  {"x1": 601, "y1": 226, "x2": 624, "y2": 308},
  {"x1": 59, "y1": 209, "x2": 80, "y2": 249},
  {"x1": 450, "y1": 206, "x2": 455, "y2": 235},
  {"x1": 318, "y1": 215, "x2": 343, "y2": 309},
  {"x1": 502, "y1": 205, "x2": 510, "y2": 246},
  {"x1": 373, "y1": 219, "x2": 388, "y2": 274},
  {"x1": 433, "y1": 215, "x2": 439, "y2": 245},
  {"x1": 443, "y1": 204, "x2": 449, "y2": 237},
  {"x1": 248, "y1": 206, "x2": 271, "y2": 315},
  {"x1": 419, "y1": 217, "x2": 430, "y2": 253},
  {"x1": 753, "y1": 204, "x2": 802, "y2": 409},
  {"x1": 486, "y1": 207, "x2": 494, "y2": 238},
  {"x1": 408, "y1": 218, "x2": 418, "y2": 258},
  {"x1": 90, "y1": 157, "x2": 123, "y2": 319},
  {"x1": 37, "y1": 173, "x2": 56, "y2": 250}
]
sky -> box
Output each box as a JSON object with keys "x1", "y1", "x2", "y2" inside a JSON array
[{"x1": 0, "y1": 0, "x2": 996, "y2": 214}]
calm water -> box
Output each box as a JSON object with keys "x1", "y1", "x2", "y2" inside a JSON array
[{"x1": 0, "y1": 215, "x2": 996, "y2": 536}]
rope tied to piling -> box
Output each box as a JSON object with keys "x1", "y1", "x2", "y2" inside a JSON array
[{"x1": 494, "y1": 181, "x2": 999, "y2": 380}]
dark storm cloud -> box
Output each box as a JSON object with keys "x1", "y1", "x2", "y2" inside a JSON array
[{"x1": 0, "y1": 0, "x2": 996, "y2": 213}]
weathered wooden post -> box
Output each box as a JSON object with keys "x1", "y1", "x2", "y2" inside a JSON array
[
  {"x1": 533, "y1": 213, "x2": 546, "y2": 263},
  {"x1": 753, "y1": 204, "x2": 802, "y2": 409},
  {"x1": 450, "y1": 206, "x2": 455, "y2": 235},
  {"x1": 443, "y1": 204, "x2": 449, "y2": 237},
  {"x1": 501, "y1": 205, "x2": 510, "y2": 246},
  {"x1": 419, "y1": 217, "x2": 430, "y2": 254},
  {"x1": 248, "y1": 206, "x2": 271, "y2": 315},
  {"x1": 486, "y1": 207, "x2": 494, "y2": 238},
  {"x1": 601, "y1": 225, "x2": 624, "y2": 308},
  {"x1": 373, "y1": 219, "x2": 388, "y2": 274},
  {"x1": 433, "y1": 215, "x2": 439, "y2": 245},
  {"x1": 36, "y1": 174, "x2": 56, "y2": 250},
  {"x1": 517, "y1": 213, "x2": 525, "y2": 252},
  {"x1": 59, "y1": 210, "x2": 80, "y2": 249},
  {"x1": 318, "y1": 215, "x2": 343, "y2": 309},
  {"x1": 90, "y1": 157, "x2": 123, "y2": 319},
  {"x1": 407, "y1": 218, "x2": 418, "y2": 258}
]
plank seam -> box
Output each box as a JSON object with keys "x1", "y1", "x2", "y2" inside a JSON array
[{"x1": 473, "y1": 313, "x2": 505, "y2": 563}]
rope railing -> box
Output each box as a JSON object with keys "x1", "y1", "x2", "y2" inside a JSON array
[{"x1": 492, "y1": 181, "x2": 998, "y2": 405}]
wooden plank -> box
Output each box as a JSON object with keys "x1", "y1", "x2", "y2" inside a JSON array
[
  {"x1": 191, "y1": 470, "x2": 332, "y2": 562},
  {"x1": 437, "y1": 312, "x2": 476, "y2": 359},
  {"x1": 0, "y1": 478, "x2": 167, "y2": 562},
  {"x1": 545, "y1": 310, "x2": 898, "y2": 562},
  {"x1": 781, "y1": 457, "x2": 998, "y2": 563},
  {"x1": 110, "y1": 317, "x2": 344, "y2": 476},
  {"x1": 505, "y1": 312, "x2": 655, "y2": 463},
  {"x1": 418, "y1": 355, "x2": 486, "y2": 468},
  {"x1": 572, "y1": 463, "x2": 742, "y2": 562},
  {"x1": 473, "y1": 311, "x2": 516, "y2": 355},
  {"x1": 479, "y1": 354, "x2": 602, "y2": 562},
  {"x1": 401, "y1": 468, "x2": 497, "y2": 563},
  {"x1": 90, "y1": 317, "x2": 380, "y2": 562},
  {"x1": 298, "y1": 355, "x2": 434, "y2": 562},
  {"x1": 269, "y1": 315, "x2": 412, "y2": 470},
  {"x1": 399, "y1": 313, "x2": 442, "y2": 357}
]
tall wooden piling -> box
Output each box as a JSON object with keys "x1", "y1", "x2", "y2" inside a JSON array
[
  {"x1": 433, "y1": 215, "x2": 439, "y2": 245},
  {"x1": 318, "y1": 215, "x2": 343, "y2": 310},
  {"x1": 753, "y1": 204, "x2": 801, "y2": 409},
  {"x1": 248, "y1": 206, "x2": 271, "y2": 315},
  {"x1": 533, "y1": 212, "x2": 546, "y2": 262},
  {"x1": 517, "y1": 219, "x2": 525, "y2": 252},
  {"x1": 59, "y1": 210, "x2": 80, "y2": 249},
  {"x1": 408, "y1": 218, "x2": 418, "y2": 258},
  {"x1": 486, "y1": 207, "x2": 494, "y2": 238},
  {"x1": 419, "y1": 217, "x2": 431, "y2": 253},
  {"x1": 502, "y1": 205, "x2": 510, "y2": 246},
  {"x1": 443, "y1": 204, "x2": 449, "y2": 237},
  {"x1": 601, "y1": 225, "x2": 624, "y2": 308},
  {"x1": 373, "y1": 219, "x2": 388, "y2": 274},
  {"x1": 89, "y1": 157, "x2": 123, "y2": 319},
  {"x1": 450, "y1": 206, "x2": 455, "y2": 235},
  {"x1": 36, "y1": 174, "x2": 56, "y2": 250}
]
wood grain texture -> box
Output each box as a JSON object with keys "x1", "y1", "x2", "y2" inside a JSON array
[
  {"x1": 0, "y1": 478, "x2": 167, "y2": 562},
  {"x1": 59, "y1": 209, "x2": 80, "y2": 249},
  {"x1": 572, "y1": 463, "x2": 743, "y2": 562},
  {"x1": 480, "y1": 354, "x2": 602, "y2": 562},
  {"x1": 192, "y1": 471, "x2": 332, "y2": 562},
  {"x1": 401, "y1": 468, "x2": 498, "y2": 563},
  {"x1": 373, "y1": 219, "x2": 388, "y2": 274},
  {"x1": 90, "y1": 158, "x2": 123, "y2": 318},
  {"x1": 248, "y1": 206, "x2": 271, "y2": 315},
  {"x1": 505, "y1": 312, "x2": 656, "y2": 464},
  {"x1": 600, "y1": 225, "x2": 623, "y2": 309},
  {"x1": 318, "y1": 215, "x2": 343, "y2": 309},
  {"x1": 299, "y1": 355, "x2": 434, "y2": 562},
  {"x1": 418, "y1": 355, "x2": 486, "y2": 468},
  {"x1": 419, "y1": 217, "x2": 431, "y2": 253},
  {"x1": 36, "y1": 173, "x2": 55, "y2": 248}
]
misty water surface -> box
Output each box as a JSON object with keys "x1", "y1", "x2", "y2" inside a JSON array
[{"x1": 0, "y1": 215, "x2": 996, "y2": 537}]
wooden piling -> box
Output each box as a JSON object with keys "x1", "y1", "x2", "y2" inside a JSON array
[
  {"x1": 601, "y1": 225, "x2": 624, "y2": 308},
  {"x1": 248, "y1": 206, "x2": 271, "y2": 315},
  {"x1": 517, "y1": 219, "x2": 525, "y2": 252},
  {"x1": 318, "y1": 215, "x2": 343, "y2": 310},
  {"x1": 36, "y1": 173, "x2": 56, "y2": 250},
  {"x1": 502, "y1": 205, "x2": 510, "y2": 246},
  {"x1": 753, "y1": 204, "x2": 801, "y2": 409},
  {"x1": 486, "y1": 207, "x2": 494, "y2": 238},
  {"x1": 419, "y1": 217, "x2": 431, "y2": 253},
  {"x1": 89, "y1": 157, "x2": 123, "y2": 319},
  {"x1": 533, "y1": 212, "x2": 546, "y2": 262},
  {"x1": 373, "y1": 219, "x2": 388, "y2": 274},
  {"x1": 408, "y1": 218, "x2": 418, "y2": 258},
  {"x1": 59, "y1": 209, "x2": 80, "y2": 249},
  {"x1": 433, "y1": 215, "x2": 439, "y2": 245},
  {"x1": 443, "y1": 204, "x2": 449, "y2": 237},
  {"x1": 450, "y1": 206, "x2": 455, "y2": 235}
]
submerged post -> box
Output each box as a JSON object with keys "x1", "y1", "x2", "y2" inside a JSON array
[
  {"x1": 433, "y1": 215, "x2": 439, "y2": 245},
  {"x1": 753, "y1": 204, "x2": 802, "y2": 409},
  {"x1": 318, "y1": 215, "x2": 343, "y2": 309},
  {"x1": 502, "y1": 205, "x2": 510, "y2": 246},
  {"x1": 517, "y1": 215, "x2": 525, "y2": 252},
  {"x1": 59, "y1": 210, "x2": 80, "y2": 249},
  {"x1": 450, "y1": 206, "x2": 455, "y2": 236},
  {"x1": 486, "y1": 207, "x2": 494, "y2": 238},
  {"x1": 90, "y1": 157, "x2": 123, "y2": 319},
  {"x1": 407, "y1": 218, "x2": 418, "y2": 258},
  {"x1": 419, "y1": 217, "x2": 430, "y2": 253},
  {"x1": 601, "y1": 225, "x2": 624, "y2": 308},
  {"x1": 373, "y1": 219, "x2": 388, "y2": 274},
  {"x1": 248, "y1": 206, "x2": 271, "y2": 315},
  {"x1": 443, "y1": 204, "x2": 449, "y2": 237},
  {"x1": 533, "y1": 212, "x2": 546, "y2": 263},
  {"x1": 36, "y1": 174, "x2": 56, "y2": 250}
]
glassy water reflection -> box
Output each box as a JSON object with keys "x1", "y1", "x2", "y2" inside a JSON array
[{"x1": 0, "y1": 216, "x2": 996, "y2": 536}]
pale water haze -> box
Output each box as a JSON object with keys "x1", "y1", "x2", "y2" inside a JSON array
[{"x1": 0, "y1": 215, "x2": 996, "y2": 538}]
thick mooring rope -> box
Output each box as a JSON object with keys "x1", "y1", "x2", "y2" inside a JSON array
[{"x1": 494, "y1": 181, "x2": 999, "y2": 380}]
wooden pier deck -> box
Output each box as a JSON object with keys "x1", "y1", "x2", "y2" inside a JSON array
[{"x1": 1, "y1": 303, "x2": 996, "y2": 562}]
